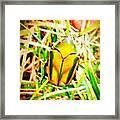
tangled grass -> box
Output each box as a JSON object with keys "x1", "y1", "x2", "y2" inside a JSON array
[{"x1": 20, "y1": 20, "x2": 100, "y2": 100}]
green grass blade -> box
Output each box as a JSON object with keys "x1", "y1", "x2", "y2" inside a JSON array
[
  {"x1": 85, "y1": 63, "x2": 100, "y2": 100},
  {"x1": 66, "y1": 20, "x2": 70, "y2": 36}
]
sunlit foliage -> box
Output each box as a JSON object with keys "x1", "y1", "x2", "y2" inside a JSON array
[{"x1": 20, "y1": 20, "x2": 100, "y2": 100}]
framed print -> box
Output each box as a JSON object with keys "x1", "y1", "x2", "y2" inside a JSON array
[{"x1": 0, "y1": 0, "x2": 119, "y2": 119}]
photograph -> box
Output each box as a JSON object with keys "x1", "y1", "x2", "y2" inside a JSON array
[
  {"x1": 20, "y1": 20, "x2": 100, "y2": 100},
  {"x1": 2, "y1": 1, "x2": 118, "y2": 118}
]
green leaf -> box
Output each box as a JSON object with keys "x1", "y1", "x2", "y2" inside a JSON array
[
  {"x1": 41, "y1": 65, "x2": 44, "y2": 77},
  {"x1": 44, "y1": 50, "x2": 48, "y2": 61},
  {"x1": 52, "y1": 34, "x2": 57, "y2": 42},
  {"x1": 86, "y1": 63, "x2": 100, "y2": 100},
  {"x1": 83, "y1": 76, "x2": 97, "y2": 100}
]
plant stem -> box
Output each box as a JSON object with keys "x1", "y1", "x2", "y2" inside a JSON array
[
  {"x1": 30, "y1": 79, "x2": 48, "y2": 100},
  {"x1": 39, "y1": 86, "x2": 85, "y2": 100},
  {"x1": 20, "y1": 23, "x2": 41, "y2": 44}
]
